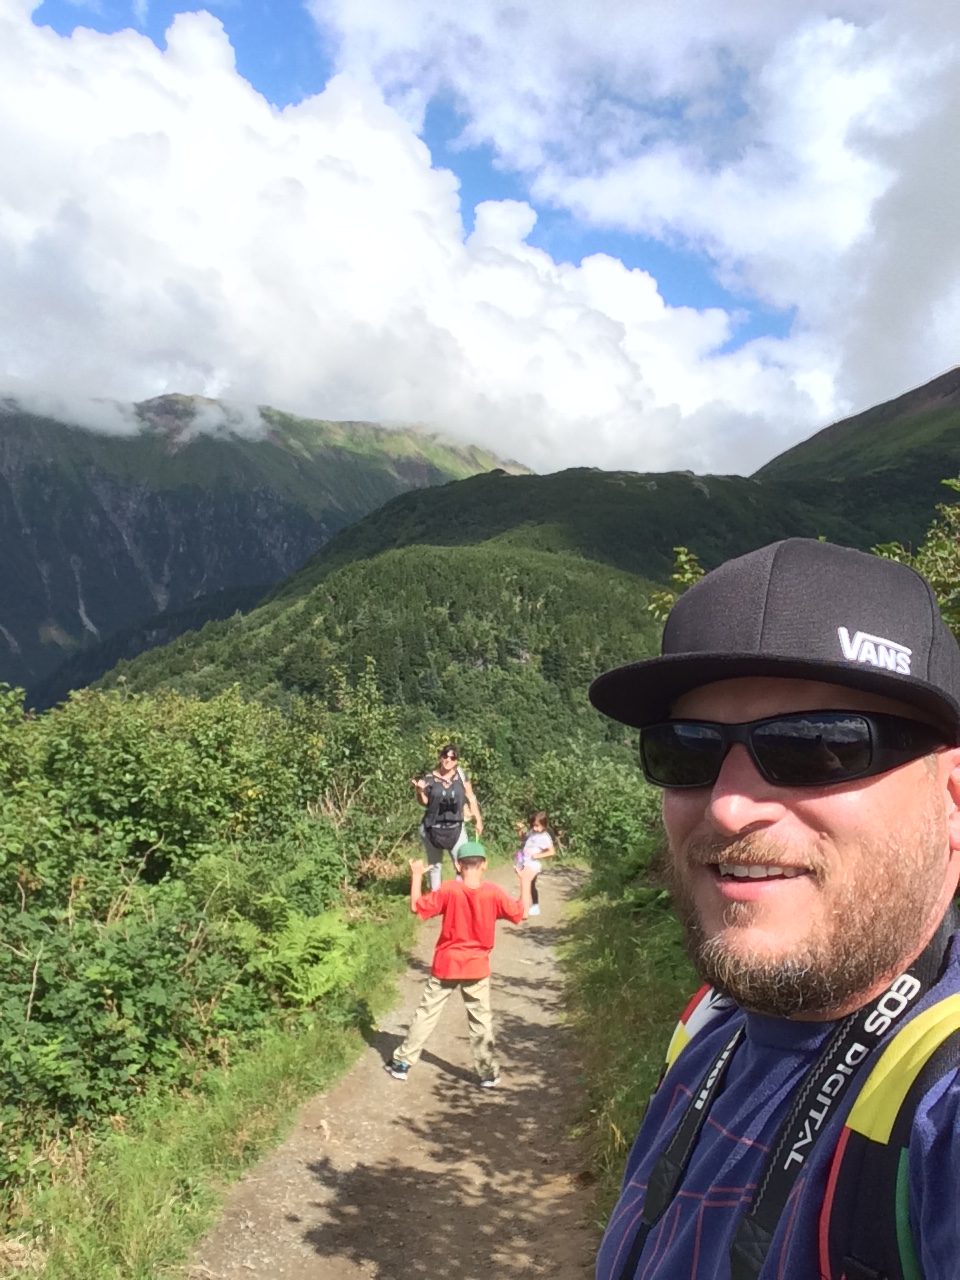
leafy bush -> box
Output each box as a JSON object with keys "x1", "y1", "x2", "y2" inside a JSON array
[
  {"x1": 0, "y1": 672, "x2": 419, "y2": 1212},
  {"x1": 875, "y1": 476, "x2": 960, "y2": 632}
]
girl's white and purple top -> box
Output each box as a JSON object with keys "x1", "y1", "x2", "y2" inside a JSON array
[{"x1": 514, "y1": 829, "x2": 552, "y2": 872}]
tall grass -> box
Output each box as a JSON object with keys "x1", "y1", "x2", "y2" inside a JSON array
[
  {"x1": 563, "y1": 886, "x2": 694, "y2": 1221},
  {"x1": 3, "y1": 906, "x2": 414, "y2": 1280}
]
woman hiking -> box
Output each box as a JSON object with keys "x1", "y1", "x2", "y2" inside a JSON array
[{"x1": 411, "y1": 744, "x2": 484, "y2": 891}]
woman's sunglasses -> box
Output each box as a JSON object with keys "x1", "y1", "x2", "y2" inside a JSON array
[{"x1": 640, "y1": 711, "x2": 947, "y2": 790}]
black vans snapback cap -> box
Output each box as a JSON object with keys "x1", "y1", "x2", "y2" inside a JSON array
[{"x1": 589, "y1": 538, "x2": 960, "y2": 736}]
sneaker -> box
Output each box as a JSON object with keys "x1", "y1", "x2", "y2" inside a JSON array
[
  {"x1": 386, "y1": 1059, "x2": 410, "y2": 1081},
  {"x1": 479, "y1": 1074, "x2": 501, "y2": 1089},
  {"x1": 528, "y1": 904, "x2": 541, "y2": 916}
]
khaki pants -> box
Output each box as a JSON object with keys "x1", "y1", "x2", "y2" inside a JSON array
[{"x1": 396, "y1": 975, "x2": 497, "y2": 1079}]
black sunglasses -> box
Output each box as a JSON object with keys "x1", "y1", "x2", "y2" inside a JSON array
[
  {"x1": 441, "y1": 751, "x2": 458, "y2": 760},
  {"x1": 640, "y1": 711, "x2": 947, "y2": 790}
]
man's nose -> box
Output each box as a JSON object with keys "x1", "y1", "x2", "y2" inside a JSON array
[{"x1": 704, "y1": 743, "x2": 788, "y2": 836}]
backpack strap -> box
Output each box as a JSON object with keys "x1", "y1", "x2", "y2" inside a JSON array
[
  {"x1": 818, "y1": 993, "x2": 960, "y2": 1280},
  {"x1": 663, "y1": 984, "x2": 736, "y2": 1075}
]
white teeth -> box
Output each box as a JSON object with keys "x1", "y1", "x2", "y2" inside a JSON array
[{"x1": 716, "y1": 863, "x2": 803, "y2": 880}]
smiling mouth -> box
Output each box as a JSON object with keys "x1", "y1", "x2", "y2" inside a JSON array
[{"x1": 714, "y1": 863, "x2": 806, "y2": 880}]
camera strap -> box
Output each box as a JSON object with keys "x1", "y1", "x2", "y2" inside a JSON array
[{"x1": 614, "y1": 906, "x2": 957, "y2": 1280}]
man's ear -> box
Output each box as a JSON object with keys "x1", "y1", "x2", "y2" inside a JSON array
[
  {"x1": 938, "y1": 755, "x2": 960, "y2": 908},
  {"x1": 944, "y1": 749, "x2": 960, "y2": 857}
]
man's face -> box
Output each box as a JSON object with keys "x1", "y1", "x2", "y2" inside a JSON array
[{"x1": 662, "y1": 676, "x2": 960, "y2": 1018}]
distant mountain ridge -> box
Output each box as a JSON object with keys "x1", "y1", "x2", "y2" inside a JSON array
[
  {"x1": 32, "y1": 465, "x2": 841, "y2": 708},
  {"x1": 268, "y1": 366, "x2": 960, "y2": 595},
  {"x1": 93, "y1": 366, "x2": 960, "y2": 724},
  {"x1": 20, "y1": 366, "x2": 960, "y2": 706},
  {"x1": 756, "y1": 366, "x2": 960, "y2": 482},
  {"x1": 754, "y1": 366, "x2": 960, "y2": 547},
  {"x1": 1, "y1": 394, "x2": 526, "y2": 690}
]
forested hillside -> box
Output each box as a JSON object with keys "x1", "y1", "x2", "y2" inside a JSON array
[
  {"x1": 271, "y1": 366, "x2": 960, "y2": 590},
  {"x1": 95, "y1": 405, "x2": 960, "y2": 740},
  {"x1": 272, "y1": 466, "x2": 866, "y2": 591},
  {"x1": 97, "y1": 546, "x2": 661, "y2": 764},
  {"x1": 28, "y1": 465, "x2": 847, "y2": 707}
]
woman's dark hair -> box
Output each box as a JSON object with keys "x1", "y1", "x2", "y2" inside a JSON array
[
  {"x1": 530, "y1": 810, "x2": 548, "y2": 827},
  {"x1": 439, "y1": 743, "x2": 459, "y2": 759}
]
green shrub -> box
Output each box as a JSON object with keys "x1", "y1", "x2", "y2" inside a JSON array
[{"x1": 0, "y1": 668, "x2": 423, "y2": 1216}]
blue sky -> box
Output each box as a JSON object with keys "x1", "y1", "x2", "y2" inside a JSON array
[
  {"x1": 35, "y1": 0, "x2": 332, "y2": 103},
  {"x1": 423, "y1": 108, "x2": 794, "y2": 351},
  {"x1": 6, "y1": 2, "x2": 958, "y2": 473}
]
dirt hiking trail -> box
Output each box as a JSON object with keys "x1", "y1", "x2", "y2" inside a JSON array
[{"x1": 188, "y1": 864, "x2": 598, "y2": 1280}]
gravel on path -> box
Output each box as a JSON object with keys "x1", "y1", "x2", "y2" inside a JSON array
[{"x1": 188, "y1": 863, "x2": 597, "y2": 1280}]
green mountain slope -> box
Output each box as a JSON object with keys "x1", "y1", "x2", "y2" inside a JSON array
[
  {"x1": 98, "y1": 544, "x2": 663, "y2": 762},
  {"x1": 756, "y1": 367, "x2": 960, "y2": 481},
  {"x1": 264, "y1": 369, "x2": 960, "y2": 605},
  {"x1": 32, "y1": 463, "x2": 859, "y2": 707},
  {"x1": 268, "y1": 466, "x2": 868, "y2": 596},
  {"x1": 38, "y1": 366, "x2": 960, "y2": 712},
  {"x1": 754, "y1": 366, "x2": 960, "y2": 546},
  {"x1": 96, "y1": 453, "x2": 946, "y2": 752},
  {"x1": 27, "y1": 585, "x2": 266, "y2": 710},
  {"x1": 0, "y1": 394, "x2": 524, "y2": 689}
]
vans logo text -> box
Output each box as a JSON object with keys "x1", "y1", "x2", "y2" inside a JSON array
[{"x1": 838, "y1": 628, "x2": 912, "y2": 675}]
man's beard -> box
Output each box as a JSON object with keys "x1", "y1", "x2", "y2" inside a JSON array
[{"x1": 667, "y1": 804, "x2": 947, "y2": 1018}]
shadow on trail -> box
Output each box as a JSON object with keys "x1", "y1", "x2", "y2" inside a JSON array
[
  {"x1": 519, "y1": 923, "x2": 569, "y2": 951},
  {"x1": 360, "y1": 1022, "x2": 478, "y2": 1085},
  {"x1": 302, "y1": 902, "x2": 592, "y2": 1279}
]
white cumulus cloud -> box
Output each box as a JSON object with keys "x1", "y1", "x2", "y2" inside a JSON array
[
  {"x1": 4, "y1": 1, "x2": 956, "y2": 473},
  {"x1": 311, "y1": 0, "x2": 960, "y2": 442}
]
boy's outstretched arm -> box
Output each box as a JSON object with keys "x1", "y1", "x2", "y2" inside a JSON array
[{"x1": 409, "y1": 859, "x2": 427, "y2": 913}]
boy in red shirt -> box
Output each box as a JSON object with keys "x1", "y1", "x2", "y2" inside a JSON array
[{"x1": 386, "y1": 840, "x2": 536, "y2": 1088}]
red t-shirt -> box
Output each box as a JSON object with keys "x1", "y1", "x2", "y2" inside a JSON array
[{"x1": 415, "y1": 880, "x2": 524, "y2": 979}]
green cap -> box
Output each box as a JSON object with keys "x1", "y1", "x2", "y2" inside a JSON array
[{"x1": 457, "y1": 840, "x2": 487, "y2": 860}]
